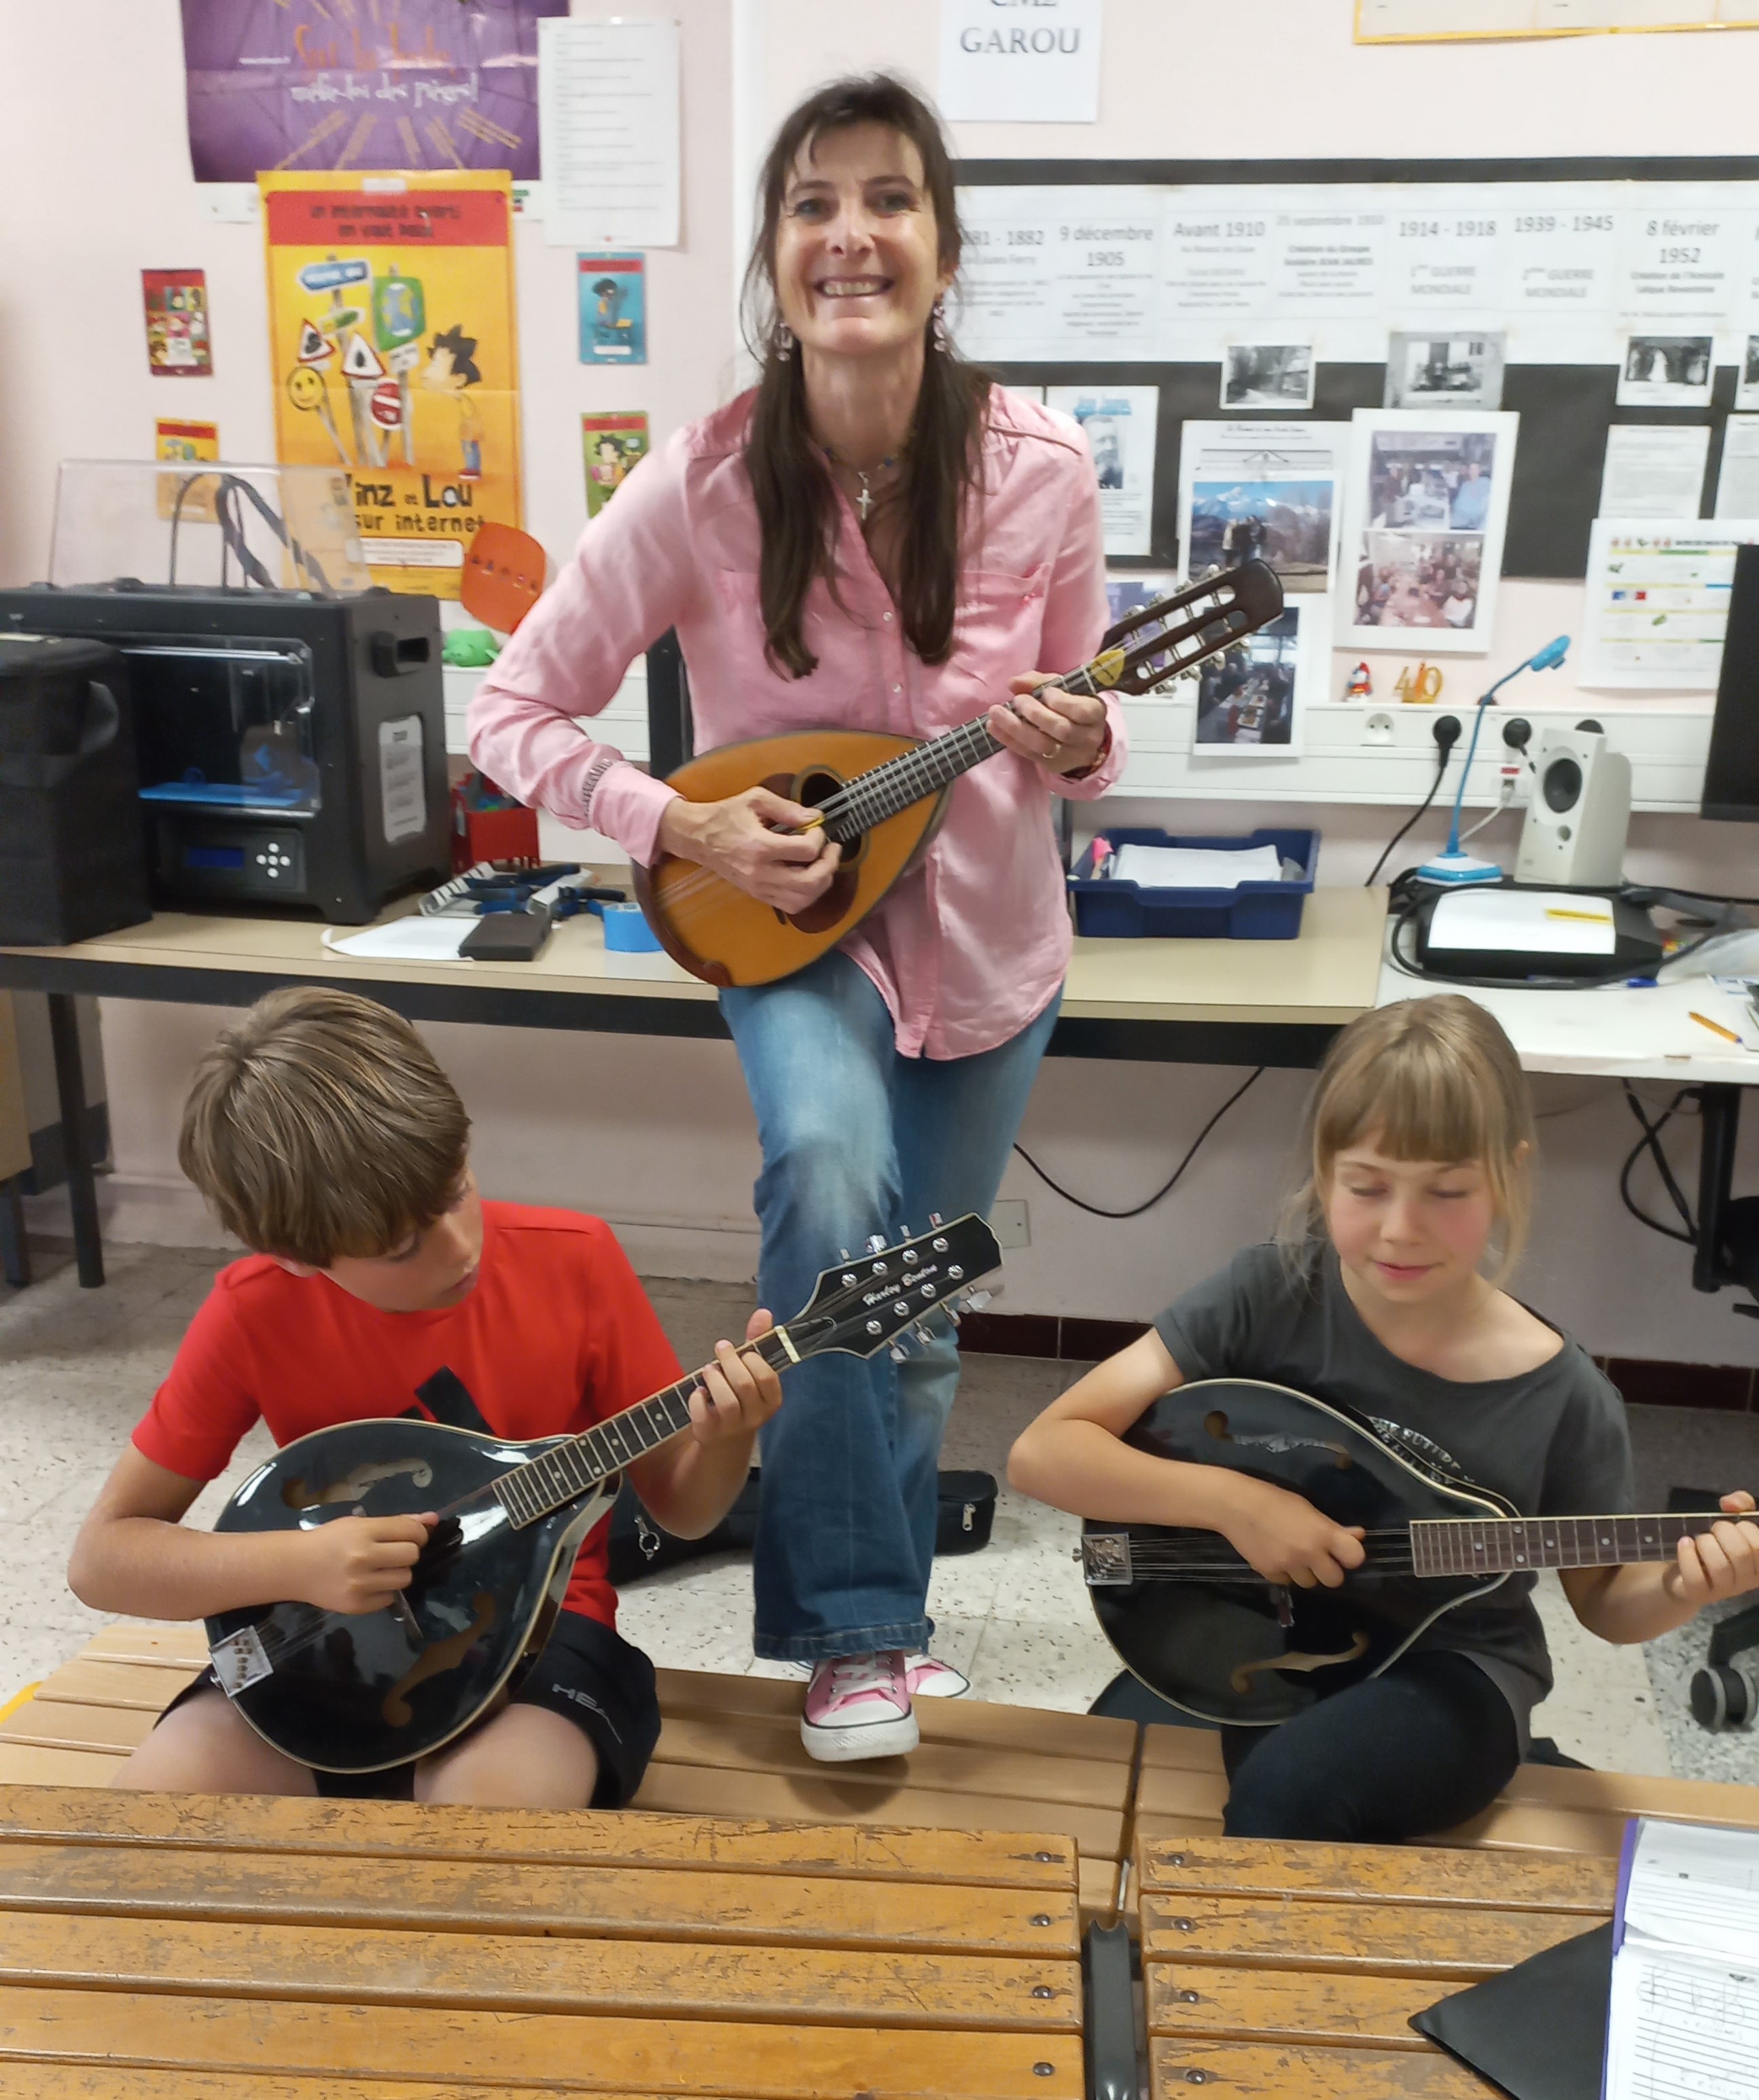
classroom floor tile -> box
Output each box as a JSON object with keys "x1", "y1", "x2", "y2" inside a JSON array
[{"x1": 2, "y1": 1235, "x2": 1756, "y2": 1786}]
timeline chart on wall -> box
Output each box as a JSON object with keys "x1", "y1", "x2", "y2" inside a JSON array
[{"x1": 953, "y1": 180, "x2": 1759, "y2": 368}]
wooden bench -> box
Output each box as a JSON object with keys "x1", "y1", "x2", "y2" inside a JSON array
[
  {"x1": 0, "y1": 1622, "x2": 1139, "y2": 1921},
  {"x1": 1138, "y1": 1829, "x2": 1618, "y2": 2099},
  {"x1": 0, "y1": 1781, "x2": 1087, "y2": 2100},
  {"x1": 1133, "y1": 1718, "x2": 1759, "y2": 1862}
]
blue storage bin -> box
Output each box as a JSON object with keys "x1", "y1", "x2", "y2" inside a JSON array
[{"x1": 1067, "y1": 827, "x2": 1319, "y2": 940}]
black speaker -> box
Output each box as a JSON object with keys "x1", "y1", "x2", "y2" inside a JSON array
[
  {"x1": 0, "y1": 636, "x2": 152, "y2": 945},
  {"x1": 1703, "y1": 541, "x2": 1759, "y2": 823}
]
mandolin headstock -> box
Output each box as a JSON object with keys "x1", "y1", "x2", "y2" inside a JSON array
[{"x1": 788, "y1": 1214, "x2": 1003, "y2": 1361}]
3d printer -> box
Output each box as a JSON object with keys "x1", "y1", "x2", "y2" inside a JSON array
[{"x1": 0, "y1": 462, "x2": 450, "y2": 924}]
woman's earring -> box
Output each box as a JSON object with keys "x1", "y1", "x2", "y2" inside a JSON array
[
  {"x1": 773, "y1": 320, "x2": 795, "y2": 362},
  {"x1": 931, "y1": 299, "x2": 950, "y2": 353}
]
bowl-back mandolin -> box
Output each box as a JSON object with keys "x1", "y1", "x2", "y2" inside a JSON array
[{"x1": 635, "y1": 560, "x2": 1285, "y2": 986}]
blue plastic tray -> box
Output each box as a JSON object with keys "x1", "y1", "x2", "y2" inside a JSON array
[{"x1": 1067, "y1": 827, "x2": 1319, "y2": 940}]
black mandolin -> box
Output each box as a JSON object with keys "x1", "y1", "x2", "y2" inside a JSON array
[
  {"x1": 204, "y1": 1215, "x2": 1001, "y2": 1772},
  {"x1": 1082, "y1": 1378, "x2": 1755, "y2": 1728}
]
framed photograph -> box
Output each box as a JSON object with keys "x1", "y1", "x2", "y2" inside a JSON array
[
  {"x1": 1617, "y1": 333, "x2": 1715, "y2": 410},
  {"x1": 1177, "y1": 420, "x2": 1349, "y2": 594},
  {"x1": 1222, "y1": 343, "x2": 1315, "y2": 412},
  {"x1": 1338, "y1": 409, "x2": 1518, "y2": 655},
  {"x1": 1737, "y1": 335, "x2": 1759, "y2": 414},
  {"x1": 1384, "y1": 330, "x2": 1506, "y2": 410},
  {"x1": 1190, "y1": 594, "x2": 1330, "y2": 760},
  {"x1": 1047, "y1": 385, "x2": 1158, "y2": 556}
]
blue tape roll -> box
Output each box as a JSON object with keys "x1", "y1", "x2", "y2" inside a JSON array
[{"x1": 601, "y1": 901, "x2": 662, "y2": 953}]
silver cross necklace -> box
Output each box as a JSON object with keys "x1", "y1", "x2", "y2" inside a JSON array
[{"x1": 823, "y1": 446, "x2": 899, "y2": 524}]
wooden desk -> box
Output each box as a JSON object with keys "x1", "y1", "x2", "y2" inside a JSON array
[
  {"x1": 0, "y1": 1782, "x2": 1086, "y2": 2100},
  {"x1": 0, "y1": 887, "x2": 1386, "y2": 1285},
  {"x1": 1139, "y1": 1832, "x2": 1615, "y2": 2099}
]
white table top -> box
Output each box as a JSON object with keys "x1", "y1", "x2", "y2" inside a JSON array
[{"x1": 1376, "y1": 959, "x2": 1759, "y2": 1084}]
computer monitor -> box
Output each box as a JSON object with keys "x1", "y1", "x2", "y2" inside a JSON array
[{"x1": 1703, "y1": 541, "x2": 1759, "y2": 821}]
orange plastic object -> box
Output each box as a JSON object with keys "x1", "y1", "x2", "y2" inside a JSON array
[{"x1": 461, "y1": 522, "x2": 548, "y2": 635}]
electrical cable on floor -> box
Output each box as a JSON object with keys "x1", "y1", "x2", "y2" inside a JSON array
[
  {"x1": 1012, "y1": 1067, "x2": 1264, "y2": 1220},
  {"x1": 1618, "y1": 1080, "x2": 1697, "y2": 1246},
  {"x1": 1364, "y1": 747, "x2": 1449, "y2": 889}
]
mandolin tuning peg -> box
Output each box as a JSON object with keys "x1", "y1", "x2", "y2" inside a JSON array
[
  {"x1": 963, "y1": 1291, "x2": 992, "y2": 1313},
  {"x1": 889, "y1": 1343, "x2": 910, "y2": 1364},
  {"x1": 928, "y1": 1212, "x2": 943, "y2": 1227},
  {"x1": 946, "y1": 1306, "x2": 961, "y2": 1327},
  {"x1": 838, "y1": 1249, "x2": 851, "y2": 1262},
  {"x1": 865, "y1": 1234, "x2": 886, "y2": 1254}
]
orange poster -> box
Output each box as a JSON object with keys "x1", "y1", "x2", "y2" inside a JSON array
[{"x1": 260, "y1": 170, "x2": 520, "y2": 599}]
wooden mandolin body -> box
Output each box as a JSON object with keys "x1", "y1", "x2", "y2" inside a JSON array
[{"x1": 633, "y1": 730, "x2": 948, "y2": 987}]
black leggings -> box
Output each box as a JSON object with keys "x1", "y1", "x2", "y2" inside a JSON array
[{"x1": 1219, "y1": 1649, "x2": 1521, "y2": 1845}]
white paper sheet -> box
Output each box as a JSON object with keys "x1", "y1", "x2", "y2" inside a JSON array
[
  {"x1": 1426, "y1": 889, "x2": 1617, "y2": 958},
  {"x1": 1189, "y1": 594, "x2": 1327, "y2": 760},
  {"x1": 1605, "y1": 1821, "x2": 1759, "y2": 2100},
  {"x1": 938, "y1": 0, "x2": 1101, "y2": 123},
  {"x1": 1623, "y1": 1819, "x2": 1759, "y2": 1962},
  {"x1": 1715, "y1": 416, "x2": 1759, "y2": 516},
  {"x1": 954, "y1": 176, "x2": 1759, "y2": 369},
  {"x1": 1339, "y1": 409, "x2": 1518, "y2": 656},
  {"x1": 539, "y1": 18, "x2": 679, "y2": 248},
  {"x1": 1604, "y1": 1944, "x2": 1759, "y2": 2100},
  {"x1": 1581, "y1": 517, "x2": 1759, "y2": 689},
  {"x1": 323, "y1": 917, "x2": 470, "y2": 961},
  {"x1": 1112, "y1": 844, "x2": 1284, "y2": 889},
  {"x1": 1599, "y1": 424, "x2": 1712, "y2": 518},
  {"x1": 1177, "y1": 420, "x2": 1347, "y2": 592},
  {"x1": 1048, "y1": 386, "x2": 1157, "y2": 556}
]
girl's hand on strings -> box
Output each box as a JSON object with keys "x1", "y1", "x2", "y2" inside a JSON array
[{"x1": 1663, "y1": 1490, "x2": 1759, "y2": 1606}]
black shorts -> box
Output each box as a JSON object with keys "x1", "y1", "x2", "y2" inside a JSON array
[{"x1": 164, "y1": 1612, "x2": 661, "y2": 1808}]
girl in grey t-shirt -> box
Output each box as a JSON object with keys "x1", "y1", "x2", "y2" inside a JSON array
[{"x1": 1010, "y1": 994, "x2": 1759, "y2": 1844}]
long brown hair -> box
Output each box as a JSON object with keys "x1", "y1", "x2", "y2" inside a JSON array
[{"x1": 741, "y1": 74, "x2": 991, "y2": 678}]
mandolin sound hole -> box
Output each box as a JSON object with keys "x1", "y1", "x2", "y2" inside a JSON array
[{"x1": 774, "y1": 766, "x2": 863, "y2": 934}]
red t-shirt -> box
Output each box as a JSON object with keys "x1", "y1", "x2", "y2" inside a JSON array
[{"x1": 132, "y1": 1202, "x2": 685, "y2": 1629}]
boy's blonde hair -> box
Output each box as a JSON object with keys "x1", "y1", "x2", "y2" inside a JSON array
[
  {"x1": 179, "y1": 986, "x2": 471, "y2": 1267},
  {"x1": 1280, "y1": 995, "x2": 1536, "y2": 1281}
]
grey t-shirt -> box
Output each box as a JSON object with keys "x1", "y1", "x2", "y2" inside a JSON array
[{"x1": 1153, "y1": 1243, "x2": 1635, "y2": 1746}]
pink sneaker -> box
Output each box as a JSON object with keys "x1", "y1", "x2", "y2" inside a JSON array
[
  {"x1": 905, "y1": 1652, "x2": 970, "y2": 1698},
  {"x1": 800, "y1": 1650, "x2": 919, "y2": 1762}
]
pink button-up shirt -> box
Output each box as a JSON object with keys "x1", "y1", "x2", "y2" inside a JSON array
[{"x1": 469, "y1": 386, "x2": 1126, "y2": 1058}]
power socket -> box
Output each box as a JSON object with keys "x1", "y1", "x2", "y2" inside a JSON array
[{"x1": 990, "y1": 1198, "x2": 1030, "y2": 1250}]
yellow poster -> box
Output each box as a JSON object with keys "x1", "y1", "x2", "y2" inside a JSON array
[{"x1": 260, "y1": 170, "x2": 520, "y2": 599}]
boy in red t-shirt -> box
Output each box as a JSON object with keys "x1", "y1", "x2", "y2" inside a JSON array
[{"x1": 69, "y1": 986, "x2": 781, "y2": 1809}]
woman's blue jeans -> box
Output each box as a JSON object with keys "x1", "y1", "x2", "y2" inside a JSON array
[{"x1": 719, "y1": 953, "x2": 1059, "y2": 1662}]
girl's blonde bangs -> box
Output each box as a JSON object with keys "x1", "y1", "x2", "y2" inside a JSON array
[{"x1": 1282, "y1": 995, "x2": 1536, "y2": 1281}]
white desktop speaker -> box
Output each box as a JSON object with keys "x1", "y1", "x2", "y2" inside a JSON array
[{"x1": 1513, "y1": 725, "x2": 1632, "y2": 887}]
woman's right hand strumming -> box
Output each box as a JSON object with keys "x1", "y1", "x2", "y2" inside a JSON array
[{"x1": 656, "y1": 787, "x2": 842, "y2": 911}]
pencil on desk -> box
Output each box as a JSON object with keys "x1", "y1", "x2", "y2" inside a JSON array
[{"x1": 1689, "y1": 1010, "x2": 1744, "y2": 1046}]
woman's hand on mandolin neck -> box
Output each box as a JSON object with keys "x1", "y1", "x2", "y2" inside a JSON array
[
  {"x1": 989, "y1": 674, "x2": 1109, "y2": 777},
  {"x1": 656, "y1": 785, "x2": 842, "y2": 910}
]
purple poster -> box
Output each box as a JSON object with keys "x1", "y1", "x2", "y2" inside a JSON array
[{"x1": 181, "y1": 0, "x2": 567, "y2": 183}]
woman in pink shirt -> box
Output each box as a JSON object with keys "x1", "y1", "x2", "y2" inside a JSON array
[{"x1": 471, "y1": 75, "x2": 1125, "y2": 1762}]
